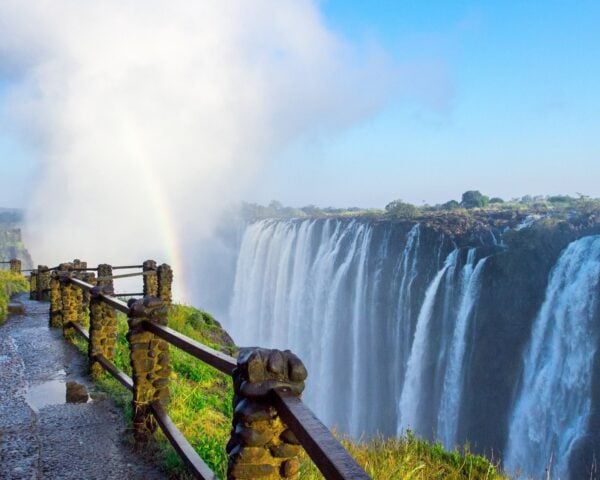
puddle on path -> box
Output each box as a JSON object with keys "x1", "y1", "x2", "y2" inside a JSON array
[
  {"x1": 26, "y1": 370, "x2": 92, "y2": 411},
  {"x1": 26, "y1": 370, "x2": 67, "y2": 412}
]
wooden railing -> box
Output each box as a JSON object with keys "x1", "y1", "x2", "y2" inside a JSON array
[{"x1": 27, "y1": 260, "x2": 370, "y2": 480}]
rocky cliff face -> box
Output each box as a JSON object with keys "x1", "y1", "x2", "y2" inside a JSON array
[
  {"x1": 0, "y1": 228, "x2": 33, "y2": 269},
  {"x1": 0, "y1": 208, "x2": 32, "y2": 269},
  {"x1": 188, "y1": 207, "x2": 600, "y2": 479},
  {"x1": 461, "y1": 217, "x2": 600, "y2": 478}
]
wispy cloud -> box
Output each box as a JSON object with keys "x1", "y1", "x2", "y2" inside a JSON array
[{"x1": 0, "y1": 0, "x2": 397, "y2": 298}]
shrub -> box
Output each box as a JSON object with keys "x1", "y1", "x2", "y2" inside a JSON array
[
  {"x1": 442, "y1": 200, "x2": 460, "y2": 210},
  {"x1": 385, "y1": 199, "x2": 419, "y2": 218},
  {"x1": 460, "y1": 191, "x2": 489, "y2": 209}
]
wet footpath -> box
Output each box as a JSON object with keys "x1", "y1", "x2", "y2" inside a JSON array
[{"x1": 0, "y1": 293, "x2": 165, "y2": 479}]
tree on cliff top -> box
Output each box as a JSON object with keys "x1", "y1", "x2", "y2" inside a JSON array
[
  {"x1": 461, "y1": 190, "x2": 490, "y2": 209},
  {"x1": 385, "y1": 199, "x2": 419, "y2": 218}
]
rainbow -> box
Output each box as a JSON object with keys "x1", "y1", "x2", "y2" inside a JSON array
[
  {"x1": 126, "y1": 129, "x2": 188, "y2": 303},
  {"x1": 142, "y1": 166, "x2": 188, "y2": 303}
]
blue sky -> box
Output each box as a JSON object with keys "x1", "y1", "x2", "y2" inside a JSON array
[
  {"x1": 2, "y1": 1, "x2": 600, "y2": 208},
  {"x1": 255, "y1": 1, "x2": 600, "y2": 207}
]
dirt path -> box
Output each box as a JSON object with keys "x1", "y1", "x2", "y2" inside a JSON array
[{"x1": 0, "y1": 293, "x2": 166, "y2": 480}]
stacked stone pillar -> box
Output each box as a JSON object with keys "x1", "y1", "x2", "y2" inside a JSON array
[
  {"x1": 71, "y1": 260, "x2": 90, "y2": 320},
  {"x1": 37, "y1": 265, "x2": 51, "y2": 301},
  {"x1": 97, "y1": 264, "x2": 114, "y2": 289},
  {"x1": 81, "y1": 271, "x2": 96, "y2": 315},
  {"x1": 127, "y1": 296, "x2": 170, "y2": 442},
  {"x1": 227, "y1": 348, "x2": 308, "y2": 480},
  {"x1": 9, "y1": 259, "x2": 21, "y2": 274},
  {"x1": 157, "y1": 263, "x2": 173, "y2": 306},
  {"x1": 72, "y1": 259, "x2": 87, "y2": 271},
  {"x1": 58, "y1": 265, "x2": 77, "y2": 338},
  {"x1": 142, "y1": 260, "x2": 158, "y2": 297},
  {"x1": 70, "y1": 260, "x2": 85, "y2": 321},
  {"x1": 97, "y1": 264, "x2": 114, "y2": 317},
  {"x1": 49, "y1": 264, "x2": 69, "y2": 328},
  {"x1": 88, "y1": 264, "x2": 117, "y2": 378},
  {"x1": 36, "y1": 265, "x2": 44, "y2": 301},
  {"x1": 29, "y1": 270, "x2": 37, "y2": 300}
]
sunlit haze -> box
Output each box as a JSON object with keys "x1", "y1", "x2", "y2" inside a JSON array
[{"x1": 1, "y1": 1, "x2": 599, "y2": 294}]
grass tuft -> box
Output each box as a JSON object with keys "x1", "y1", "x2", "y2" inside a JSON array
[
  {"x1": 298, "y1": 430, "x2": 507, "y2": 479},
  {"x1": 0, "y1": 270, "x2": 29, "y2": 321}
]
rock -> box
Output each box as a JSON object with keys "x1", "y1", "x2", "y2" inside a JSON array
[
  {"x1": 270, "y1": 443, "x2": 301, "y2": 458},
  {"x1": 7, "y1": 302, "x2": 25, "y2": 315},
  {"x1": 66, "y1": 381, "x2": 89, "y2": 403},
  {"x1": 281, "y1": 458, "x2": 300, "y2": 477},
  {"x1": 280, "y1": 429, "x2": 300, "y2": 445}
]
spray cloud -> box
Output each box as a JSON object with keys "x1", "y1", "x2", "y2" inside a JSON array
[{"x1": 0, "y1": 0, "x2": 395, "y2": 298}]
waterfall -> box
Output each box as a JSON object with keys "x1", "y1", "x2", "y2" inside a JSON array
[
  {"x1": 229, "y1": 218, "x2": 433, "y2": 436},
  {"x1": 505, "y1": 235, "x2": 600, "y2": 479},
  {"x1": 397, "y1": 247, "x2": 488, "y2": 444},
  {"x1": 229, "y1": 218, "x2": 490, "y2": 441},
  {"x1": 397, "y1": 249, "x2": 460, "y2": 436},
  {"x1": 220, "y1": 217, "x2": 600, "y2": 474},
  {"x1": 437, "y1": 254, "x2": 488, "y2": 448},
  {"x1": 393, "y1": 224, "x2": 421, "y2": 376},
  {"x1": 386, "y1": 224, "x2": 421, "y2": 413}
]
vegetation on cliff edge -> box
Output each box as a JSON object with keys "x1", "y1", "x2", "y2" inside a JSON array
[
  {"x1": 0, "y1": 270, "x2": 29, "y2": 320},
  {"x1": 240, "y1": 192, "x2": 600, "y2": 223},
  {"x1": 72, "y1": 303, "x2": 506, "y2": 479}
]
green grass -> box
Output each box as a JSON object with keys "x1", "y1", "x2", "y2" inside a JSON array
[
  {"x1": 0, "y1": 270, "x2": 29, "y2": 321},
  {"x1": 70, "y1": 303, "x2": 507, "y2": 480},
  {"x1": 71, "y1": 305, "x2": 235, "y2": 478},
  {"x1": 299, "y1": 431, "x2": 507, "y2": 479}
]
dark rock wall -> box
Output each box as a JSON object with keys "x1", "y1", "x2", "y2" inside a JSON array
[{"x1": 461, "y1": 218, "x2": 600, "y2": 469}]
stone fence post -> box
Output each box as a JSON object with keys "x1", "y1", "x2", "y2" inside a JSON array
[
  {"x1": 227, "y1": 348, "x2": 308, "y2": 480},
  {"x1": 9, "y1": 259, "x2": 21, "y2": 274},
  {"x1": 97, "y1": 264, "x2": 114, "y2": 289},
  {"x1": 88, "y1": 283, "x2": 116, "y2": 379},
  {"x1": 29, "y1": 270, "x2": 37, "y2": 300},
  {"x1": 50, "y1": 263, "x2": 72, "y2": 328},
  {"x1": 143, "y1": 260, "x2": 158, "y2": 297},
  {"x1": 88, "y1": 264, "x2": 115, "y2": 379},
  {"x1": 157, "y1": 263, "x2": 173, "y2": 306},
  {"x1": 71, "y1": 260, "x2": 84, "y2": 321},
  {"x1": 81, "y1": 271, "x2": 96, "y2": 316},
  {"x1": 127, "y1": 296, "x2": 170, "y2": 442},
  {"x1": 49, "y1": 271, "x2": 61, "y2": 327},
  {"x1": 37, "y1": 265, "x2": 51, "y2": 301},
  {"x1": 58, "y1": 268, "x2": 77, "y2": 338},
  {"x1": 73, "y1": 259, "x2": 87, "y2": 271}
]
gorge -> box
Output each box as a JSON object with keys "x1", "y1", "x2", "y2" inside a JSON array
[{"x1": 195, "y1": 207, "x2": 600, "y2": 479}]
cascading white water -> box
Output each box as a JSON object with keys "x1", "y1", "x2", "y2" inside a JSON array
[
  {"x1": 504, "y1": 235, "x2": 600, "y2": 480},
  {"x1": 397, "y1": 248, "x2": 488, "y2": 443},
  {"x1": 222, "y1": 217, "x2": 600, "y2": 475},
  {"x1": 397, "y1": 249, "x2": 460, "y2": 436},
  {"x1": 229, "y1": 219, "x2": 432, "y2": 436},
  {"x1": 229, "y1": 218, "x2": 491, "y2": 441},
  {"x1": 389, "y1": 224, "x2": 421, "y2": 424},
  {"x1": 437, "y1": 253, "x2": 488, "y2": 448},
  {"x1": 394, "y1": 224, "x2": 421, "y2": 376}
]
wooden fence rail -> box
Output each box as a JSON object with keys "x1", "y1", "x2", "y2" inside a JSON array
[{"x1": 26, "y1": 259, "x2": 370, "y2": 480}]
